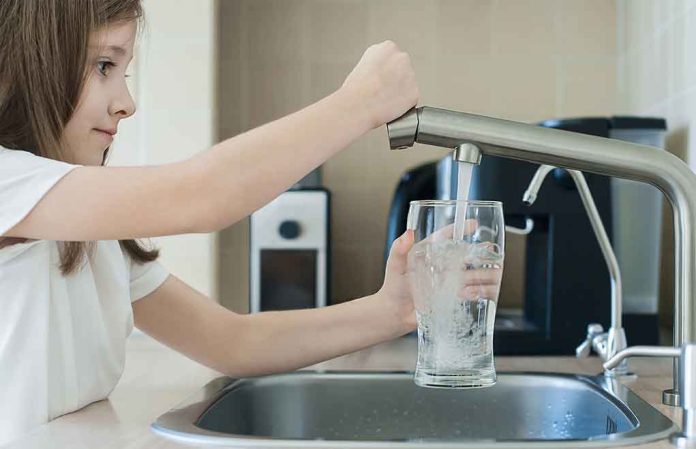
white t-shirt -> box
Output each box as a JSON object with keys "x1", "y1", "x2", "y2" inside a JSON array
[{"x1": 0, "y1": 147, "x2": 170, "y2": 445}]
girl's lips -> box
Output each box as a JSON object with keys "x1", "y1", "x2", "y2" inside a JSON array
[{"x1": 94, "y1": 129, "x2": 115, "y2": 140}]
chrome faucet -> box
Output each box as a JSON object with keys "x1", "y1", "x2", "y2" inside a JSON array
[
  {"x1": 605, "y1": 344, "x2": 695, "y2": 446},
  {"x1": 387, "y1": 106, "x2": 696, "y2": 406},
  {"x1": 522, "y1": 165, "x2": 628, "y2": 377}
]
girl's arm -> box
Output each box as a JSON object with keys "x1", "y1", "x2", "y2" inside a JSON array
[
  {"x1": 132, "y1": 232, "x2": 416, "y2": 377},
  {"x1": 5, "y1": 41, "x2": 418, "y2": 241}
]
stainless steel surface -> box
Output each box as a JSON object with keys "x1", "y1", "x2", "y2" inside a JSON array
[
  {"x1": 576, "y1": 324, "x2": 605, "y2": 358},
  {"x1": 665, "y1": 389, "x2": 682, "y2": 407},
  {"x1": 604, "y1": 343, "x2": 696, "y2": 447},
  {"x1": 386, "y1": 106, "x2": 696, "y2": 404},
  {"x1": 524, "y1": 165, "x2": 628, "y2": 375},
  {"x1": 152, "y1": 371, "x2": 675, "y2": 447},
  {"x1": 569, "y1": 171, "x2": 623, "y2": 331},
  {"x1": 604, "y1": 346, "x2": 680, "y2": 369},
  {"x1": 604, "y1": 328, "x2": 629, "y2": 377},
  {"x1": 681, "y1": 345, "x2": 696, "y2": 440},
  {"x1": 505, "y1": 218, "x2": 534, "y2": 236},
  {"x1": 387, "y1": 108, "x2": 418, "y2": 150},
  {"x1": 522, "y1": 164, "x2": 554, "y2": 205},
  {"x1": 454, "y1": 143, "x2": 482, "y2": 164},
  {"x1": 670, "y1": 433, "x2": 696, "y2": 448}
]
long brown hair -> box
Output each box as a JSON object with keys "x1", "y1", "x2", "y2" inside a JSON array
[{"x1": 0, "y1": 0, "x2": 158, "y2": 274}]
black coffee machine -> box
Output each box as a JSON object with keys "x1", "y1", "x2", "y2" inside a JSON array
[{"x1": 385, "y1": 116, "x2": 666, "y2": 355}]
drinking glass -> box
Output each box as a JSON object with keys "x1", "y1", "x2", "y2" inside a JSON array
[{"x1": 407, "y1": 200, "x2": 505, "y2": 388}]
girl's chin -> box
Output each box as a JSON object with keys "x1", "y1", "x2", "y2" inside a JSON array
[{"x1": 79, "y1": 149, "x2": 109, "y2": 166}]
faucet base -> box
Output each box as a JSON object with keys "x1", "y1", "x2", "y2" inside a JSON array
[
  {"x1": 670, "y1": 433, "x2": 696, "y2": 448},
  {"x1": 604, "y1": 370, "x2": 637, "y2": 380},
  {"x1": 663, "y1": 388, "x2": 681, "y2": 407}
]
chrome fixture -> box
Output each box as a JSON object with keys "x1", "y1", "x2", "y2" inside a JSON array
[
  {"x1": 153, "y1": 371, "x2": 675, "y2": 447},
  {"x1": 522, "y1": 165, "x2": 628, "y2": 377},
  {"x1": 605, "y1": 343, "x2": 695, "y2": 447},
  {"x1": 388, "y1": 106, "x2": 696, "y2": 406}
]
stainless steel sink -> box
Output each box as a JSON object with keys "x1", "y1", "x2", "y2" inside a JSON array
[{"x1": 152, "y1": 371, "x2": 676, "y2": 447}]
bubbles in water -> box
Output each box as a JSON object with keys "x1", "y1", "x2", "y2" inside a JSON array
[{"x1": 410, "y1": 238, "x2": 503, "y2": 375}]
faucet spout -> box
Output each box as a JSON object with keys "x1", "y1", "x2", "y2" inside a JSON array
[
  {"x1": 523, "y1": 166, "x2": 623, "y2": 328},
  {"x1": 454, "y1": 143, "x2": 482, "y2": 164},
  {"x1": 388, "y1": 106, "x2": 696, "y2": 405},
  {"x1": 523, "y1": 164, "x2": 628, "y2": 375},
  {"x1": 522, "y1": 164, "x2": 554, "y2": 205}
]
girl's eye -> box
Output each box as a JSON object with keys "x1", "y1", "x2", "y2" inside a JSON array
[{"x1": 97, "y1": 60, "x2": 115, "y2": 76}]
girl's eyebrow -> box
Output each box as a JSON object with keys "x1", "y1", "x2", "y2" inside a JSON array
[{"x1": 90, "y1": 45, "x2": 127, "y2": 56}]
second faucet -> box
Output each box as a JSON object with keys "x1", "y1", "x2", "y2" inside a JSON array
[{"x1": 522, "y1": 165, "x2": 629, "y2": 377}]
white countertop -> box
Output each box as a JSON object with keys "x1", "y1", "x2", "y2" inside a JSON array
[{"x1": 1, "y1": 332, "x2": 682, "y2": 449}]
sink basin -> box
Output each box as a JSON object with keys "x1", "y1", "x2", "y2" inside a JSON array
[{"x1": 152, "y1": 371, "x2": 676, "y2": 447}]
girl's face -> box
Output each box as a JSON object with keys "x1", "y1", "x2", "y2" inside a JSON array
[{"x1": 62, "y1": 21, "x2": 137, "y2": 166}]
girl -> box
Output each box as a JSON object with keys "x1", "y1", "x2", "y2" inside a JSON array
[{"x1": 0, "y1": 0, "x2": 419, "y2": 443}]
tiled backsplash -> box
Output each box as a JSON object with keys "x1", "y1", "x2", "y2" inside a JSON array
[
  {"x1": 617, "y1": 0, "x2": 696, "y2": 329},
  {"x1": 217, "y1": 1, "x2": 618, "y2": 312}
]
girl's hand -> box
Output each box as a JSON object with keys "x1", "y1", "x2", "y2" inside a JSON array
[
  {"x1": 377, "y1": 226, "x2": 504, "y2": 337},
  {"x1": 378, "y1": 229, "x2": 417, "y2": 334},
  {"x1": 341, "y1": 40, "x2": 420, "y2": 130}
]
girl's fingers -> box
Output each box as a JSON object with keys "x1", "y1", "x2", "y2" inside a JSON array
[
  {"x1": 460, "y1": 267, "x2": 503, "y2": 286},
  {"x1": 456, "y1": 266, "x2": 503, "y2": 300},
  {"x1": 458, "y1": 284, "x2": 501, "y2": 300}
]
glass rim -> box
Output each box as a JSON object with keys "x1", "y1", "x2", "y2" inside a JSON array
[{"x1": 409, "y1": 199, "x2": 502, "y2": 207}]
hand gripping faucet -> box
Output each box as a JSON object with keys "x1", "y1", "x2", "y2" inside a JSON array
[
  {"x1": 523, "y1": 165, "x2": 628, "y2": 377},
  {"x1": 387, "y1": 106, "x2": 696, "y2": 406}
]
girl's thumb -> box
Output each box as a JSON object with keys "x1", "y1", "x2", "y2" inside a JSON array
[{"x1": 387, "y1": 230, "x2": 414, "y2": 274}]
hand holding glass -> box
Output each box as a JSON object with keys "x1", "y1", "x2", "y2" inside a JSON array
[{"x1": 407, "y1": 200, "x2": 505, "y2": 388}]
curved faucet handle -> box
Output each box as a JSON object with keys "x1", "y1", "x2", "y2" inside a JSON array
[
  {"x1": 576, "y1": 339, "x2": 592, "y2": 358},
  {"x1": 576, "y1": 323, "x2": 605, "y2": 358},
  {"x1": 505, "y1": 218, "x2": 534, "y2": 236},
  {"x1": 603, "y1": 344, "x2": 696, "y2": 446},
  {"x1": 603, "y1": 345, "x2": 680, "y2": 370}
]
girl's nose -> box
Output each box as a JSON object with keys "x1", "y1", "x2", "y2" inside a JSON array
[{"x1": 110, "y1": 84, "x2": 136, "y2": 118}]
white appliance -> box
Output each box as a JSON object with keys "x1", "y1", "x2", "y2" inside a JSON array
[{"x1": 249, "y1": 189, "x2": 330, "y2": 313}]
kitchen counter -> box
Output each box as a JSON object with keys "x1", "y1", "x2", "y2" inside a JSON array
[{"x1": 1, "y1": 332, "x2": 683, "y2": 449}]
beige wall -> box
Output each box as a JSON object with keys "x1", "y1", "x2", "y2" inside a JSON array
[
  {"x1": 617, "y1": 0, "x2": 696, "y2": 330},
  {"x1": 112, "y1": 0, "x2": 218, "y2": 298},
  {"x1": 217, "y1": 0, "x2": 617, "y2": 312}
]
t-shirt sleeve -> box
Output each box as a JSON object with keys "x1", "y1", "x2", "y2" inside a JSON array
[
  {"x1": 0, "y1": 148, "x2": 80, "y2": 236},
  {"x1": 128, "y1": 257, "x2": 170, "y2": 302}
]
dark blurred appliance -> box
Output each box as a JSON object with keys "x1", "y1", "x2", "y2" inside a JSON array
[
  {"x1": 385, "y1": 116, "x2": 666, "y2": 355},
  {"x1": 250, "y1": 169, "x2": 330, "y2": 313}
]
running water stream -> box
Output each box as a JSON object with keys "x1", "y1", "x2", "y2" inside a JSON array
[{"x1": 453, "y1": 161, "x2": 474, "y2": 240}]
